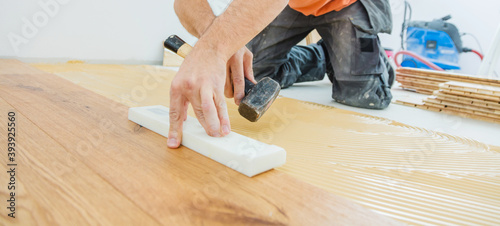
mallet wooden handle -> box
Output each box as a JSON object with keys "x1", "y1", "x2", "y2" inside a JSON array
[{"x1": 164, "y1": 35, "x2": 255, "y2": 95}]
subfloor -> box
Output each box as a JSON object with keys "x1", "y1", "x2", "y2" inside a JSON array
[
  {"x1": 30, "y1": 62, "x2": 500, "y2": 225},
  {"x1": 283, "y1": 77, "x2": 500, "y2": 147}
]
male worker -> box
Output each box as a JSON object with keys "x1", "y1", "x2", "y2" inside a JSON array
[{"x1": 167, "y1": 0, "x2": 393, "y2": 148}]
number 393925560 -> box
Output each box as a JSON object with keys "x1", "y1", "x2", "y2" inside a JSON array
[{"x1": 8, "y1": 112, "x2": 16, "y2": 159}]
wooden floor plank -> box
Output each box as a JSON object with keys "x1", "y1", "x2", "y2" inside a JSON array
[
  {"x1": 0, "y1": 98, "x2": 159, "y2": 225},
  {"x1": 423, "y1": 101, "x2": 500, "y2": 122},
  {"x1": 441, "y1": 82, "x2": 500, "y2": 98},
  {"x1": 397, "y1": 67, "x2": 500, "y2": 85},
  {"x1": 425, "y1": 96, "x2": 500, "y2": 116},
  {"x1": 0, "y1": 60, "x2": 399, "y2": 225},
  {"x1": 399, "y1": 85, "x2": 434, "y2": 94},
  {"x1": 433, "y1": 91, "x2": 500, "y2": 110},
  {"x1": 0, "y1": 59, "x2": 42, "y2": 75},
  {"x1": 397, "y1": 72, "x2": 449, "y2": 83},
  {"x1": 395, "y1": 98, "x2": 500, "y2": 123},
  {"x1": 440, "y1": 88, "x2": 500, "y2": 102}
]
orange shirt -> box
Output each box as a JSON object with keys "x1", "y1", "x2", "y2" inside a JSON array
[{"x1": 288, "y1": 0, "x2": 358, "y2": 16}]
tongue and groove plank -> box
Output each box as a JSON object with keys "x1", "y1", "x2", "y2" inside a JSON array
[
  {"x1": 0, "y1": 98, "x2": 159, "y2": 225},
  {"x1": 0, "y1": 59, "x2": 400, "y2": 225}
]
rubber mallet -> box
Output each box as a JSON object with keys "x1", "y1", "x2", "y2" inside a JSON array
[{"x1": 164, "y1": 35, "x2": 281, "y2": 122}]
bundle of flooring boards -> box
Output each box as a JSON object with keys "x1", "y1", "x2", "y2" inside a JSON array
[{"x1": 395, "y1": 67, "x2": 500, "y2": 123}]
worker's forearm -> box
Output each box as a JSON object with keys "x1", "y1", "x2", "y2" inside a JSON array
[
  {"x1": 174, "y1": 0, "x2": 215, "y2": 37},
  {"x1": 195, "y1": 0, "x2": 289, "y2": 61}
]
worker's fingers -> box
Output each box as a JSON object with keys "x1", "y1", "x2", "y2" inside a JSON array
[
  {"x1": 183, "y1": 101, "x2": 189, "y2": 121},
  {"x1": 215, "y1": 91, "x2": 231, "y2": 136},
  {"x1": 200, "y1": 87, "x2": 222, "y2": 137},
  {"x1": 231, "y1": 56, "x2": 246, "y2": 106},
  {"x1": 167, "y1": 85, "x2": 187, "y2": 149},
  {"x1": 243, "y1": 49, "x2": 257, "y2": 84},
  {"x1": 190, "y1": 94, "x2": 209, "y2": 134},
  {"x1": 224, "y1": 66, "x2": 234, "y2": 98}
]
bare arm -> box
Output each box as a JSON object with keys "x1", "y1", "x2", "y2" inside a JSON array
[
  {"x1": 167, "y1": 0, "x2": 288, "y2": 148},
  {"x1": 196, "y1": 0, "x2": 288, "y2": 61},
  {"x1": 173, "y1": 0, "x2": 214, "y2": 38}
]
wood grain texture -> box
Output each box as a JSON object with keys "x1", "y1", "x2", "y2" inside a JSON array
[
  {"x1": 433, "y1": 91, "x2": 500, "y2": 110},
  {"x1": 0, "y1": 99, "x2": 159, "y2": 225},
  {"x1": 0, "y1": 59, "x2": 400, "y2": 225}
]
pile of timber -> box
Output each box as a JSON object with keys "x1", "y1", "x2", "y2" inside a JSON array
[
  {"x1": 428, "y1": 82, "x2": 500, "y2": 122},
  {"x1": 396, "y1": 80, "x2": 500, "y2": 123},
  {"x1": 396, "y1": 67, "x2": 500, "y2": 94}
]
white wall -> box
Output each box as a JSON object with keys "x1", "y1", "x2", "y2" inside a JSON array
[
  {"x1": 1, "y1": 0, "x2": 499, "y2": 75},
  {"x1": 380, "y1": 0, "x2": 500, "y2": 75},
  {"x1": 0, "y1": 0, "x2": 196, "y2": 64}
]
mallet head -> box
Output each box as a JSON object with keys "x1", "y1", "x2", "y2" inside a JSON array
[{"x1": 238, "y1": 77, "x2": 280, "y2": 122}]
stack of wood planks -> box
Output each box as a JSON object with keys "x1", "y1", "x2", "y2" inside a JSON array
[
  {"x1": 395, "y1": 67, "x2": 500, "y2": 123},
  {"x1": 396, "y1": 67, "x2": 500, "y2": 94}
]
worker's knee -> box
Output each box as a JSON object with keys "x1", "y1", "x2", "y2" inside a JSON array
[
  {"x1": 332, "y1": 75, "x2": 392, "y2": 109},
  {"x1": 328, "y1": 25, "x2": 393, "y2": 109}
]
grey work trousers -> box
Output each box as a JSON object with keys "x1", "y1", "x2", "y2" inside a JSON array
[{"x1": 246, "y1": 1, "x2": 393, "y2": 109}]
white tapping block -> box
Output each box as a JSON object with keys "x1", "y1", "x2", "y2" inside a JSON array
[{"x1": 128, "y1": 105, "x2": 286, "y2": 177}]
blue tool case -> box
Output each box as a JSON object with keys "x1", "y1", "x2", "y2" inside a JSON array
[{"x1": 402, "y1": 17, "x2": 463, "y2": 70}]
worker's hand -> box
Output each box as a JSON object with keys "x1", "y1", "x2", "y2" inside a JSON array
[
  {"x1": 224, "y1": 46, "x2": 257, "y2": 105},
  {"x1": 167, "y1": 47, "x2": 231, "y2": 149}
]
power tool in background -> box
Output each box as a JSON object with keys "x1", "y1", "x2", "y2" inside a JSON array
[{"x1": 393, "y1": 1, "x2": 484, "y2": 71}]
